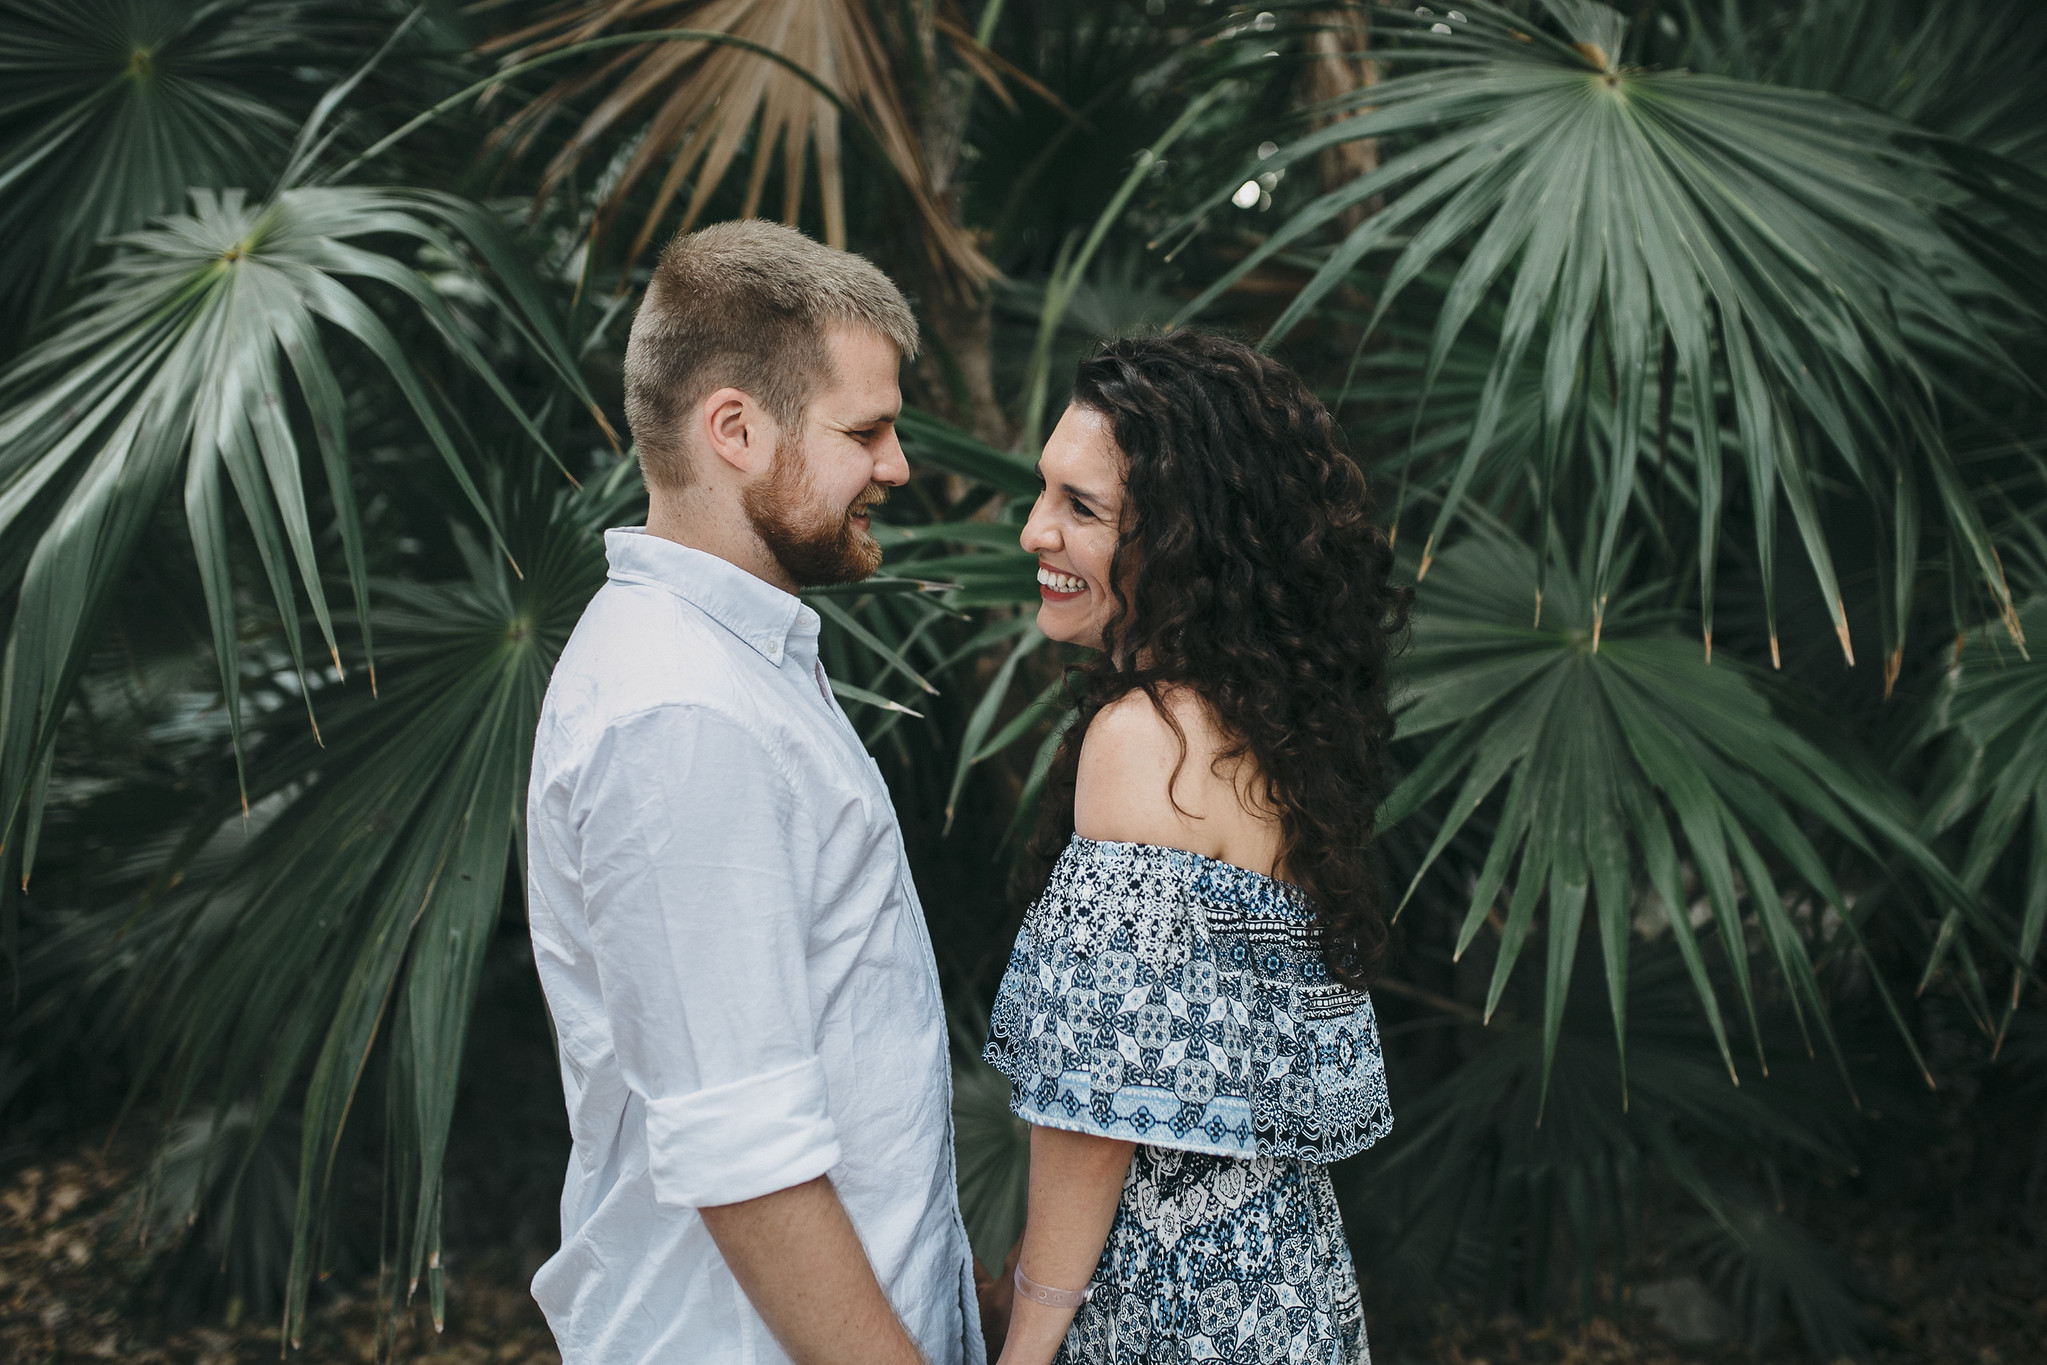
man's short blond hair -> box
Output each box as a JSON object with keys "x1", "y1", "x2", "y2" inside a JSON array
[{"x1": 622, "y1": 220, "x2": 919, "y2": 488}]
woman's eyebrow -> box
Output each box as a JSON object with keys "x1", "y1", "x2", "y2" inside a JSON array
[{"x1": 1031, "y1": 463, "x2": 1110, "y2": 506}]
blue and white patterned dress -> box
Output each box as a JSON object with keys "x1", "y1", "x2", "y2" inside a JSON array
[{"x1": 984, "y1": 836, "x2": 1393, "y2": 1365}]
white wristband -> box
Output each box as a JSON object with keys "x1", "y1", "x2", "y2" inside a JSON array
[{"x1": 1014, "y1": 1264, "x2": 1093, "y2": 1309}]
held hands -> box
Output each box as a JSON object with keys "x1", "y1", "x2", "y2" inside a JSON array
[{"x1": 972, "y1": 1239, "x2": 1021, "y2": 1360}]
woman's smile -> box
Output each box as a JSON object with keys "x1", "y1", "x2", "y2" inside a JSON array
[{"x1": 1037, "y1": 562, "x2": 1086, "y2": 602}]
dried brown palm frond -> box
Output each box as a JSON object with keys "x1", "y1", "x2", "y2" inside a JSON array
[{"x1": 478, "y1": 0, "x2": 1000, "y2": 291}]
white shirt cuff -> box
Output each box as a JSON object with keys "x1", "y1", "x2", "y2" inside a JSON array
[{"x1": 644, "y1": 1056, "x2": 842, "y2": 1207}]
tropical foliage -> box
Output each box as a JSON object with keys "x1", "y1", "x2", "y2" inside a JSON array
[{"x1": 2, "y1": 0, "x2": 2043, "y2": 1359}]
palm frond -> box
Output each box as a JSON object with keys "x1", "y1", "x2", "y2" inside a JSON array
[
  {"x1": 1912, "y1": 599, "x2": 2047, "y2": 1035},
  {"x1": 479, "y1": 0, "x2": 998, "y2": 287},
  {"x1": 899, "y1": 404, "x2": 1038, "y2": 495},
  {"x1": 1383, "y1": 535, "x2": 1978, "y2": 1093},
  {"x1": 1674, "y1": 1182, "x2": 1881, "y2": 1358},
  {"x1": 0, "y1": 0, "x2": 335, "y2": 333},
  {"x1": 1673, "y1": 0, "x2": 2047, "y2": 162},
  {"x1": 1018, "y1": 82, "x2": 1228, "y2": 449},
  {"x1": 0, "y1": 181, "x2": 603, "y2": 883},
  {"x1": 136, "y1": 460, "x2": 639, "y2": 1341},
  {"x1": 1171, "y1": 0, "x2": 2039, "y2": 669},
  {"x1": 1344, "y1": 939, "x2": 1892, "y2": 1356}
]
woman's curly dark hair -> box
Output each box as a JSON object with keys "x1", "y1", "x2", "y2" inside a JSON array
[{"x1": 1024, "y1": 330, "x2": 1410, "y2": 986}]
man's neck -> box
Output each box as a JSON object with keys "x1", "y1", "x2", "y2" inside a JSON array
[{"x1": 645, "y1": 488, "x2": 799, "y2": 595}]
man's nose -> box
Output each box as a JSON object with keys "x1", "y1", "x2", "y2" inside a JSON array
[{"x1": 873, "y1": 430, "x2": 910, "y2": 487}]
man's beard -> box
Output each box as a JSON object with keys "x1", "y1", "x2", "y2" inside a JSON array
[{"x1": 741, "y1": 438, "x2": 887, "y2": 588}]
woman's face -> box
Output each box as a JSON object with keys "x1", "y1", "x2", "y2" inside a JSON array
[{"x1": 1021, "y1": 404, "x2": 1125, "y2": 649}]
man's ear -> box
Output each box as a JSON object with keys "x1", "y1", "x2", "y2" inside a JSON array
[{"x1": 700, "y1": 386, "x2": 779, "y2": 476}]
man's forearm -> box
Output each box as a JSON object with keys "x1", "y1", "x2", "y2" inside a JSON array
[{"x1": 701, "y1": 1174, "x2": 926, "y2": 1365}]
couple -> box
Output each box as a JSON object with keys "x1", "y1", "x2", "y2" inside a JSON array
[{"x1": 525, "y1": 220, "x2": 1404, "y2": 1365}]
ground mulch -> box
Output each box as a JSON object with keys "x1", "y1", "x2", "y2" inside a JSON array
[
  {"x1": 5, "y1": 1135, "x2": 2044, "y2": 1363},
  {"x1": 0, "y1": 1139, "x2": 556, "y2": 1365},
  {"x1": 1363, "y1": 1219, "x2": 2047, "y2": 1365},
  {"x1": 1844, "y1": 1223, "x2": 2047, "y2": 1364}
]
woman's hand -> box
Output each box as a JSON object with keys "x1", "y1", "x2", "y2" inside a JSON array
[{"x1": 995, "y1": 1125, "x2": 1135, "y2": 1365}]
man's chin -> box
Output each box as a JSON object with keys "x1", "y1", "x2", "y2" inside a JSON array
[
  {"x1": 768, "y1": 526, "x2": 882, "y2": 589},
  {"x1": 842, "y1": 534, "x2": 884, "y2": 584}
]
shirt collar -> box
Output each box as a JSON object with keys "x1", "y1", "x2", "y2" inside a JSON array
[{"x1": 604, "y1": 527, "x2": 819, "y2": 668}]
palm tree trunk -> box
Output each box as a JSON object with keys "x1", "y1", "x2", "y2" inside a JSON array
[
  {"x1": 1299, "y1": 7, "x2": 1380, "y2": 229},
  {"x1": 894, "y1": 3, "x2": 1011, "y2": 448}
]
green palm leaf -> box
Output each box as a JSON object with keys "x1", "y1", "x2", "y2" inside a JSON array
[
  {"x1": 1384, "y1": 534, "x2": 1978, "y2": 1096},
  {"x1": 0, "y1": 179, "x2": 602, "y2": 882},
  {"x1": 875, "y1": 409, "x2": 1043, "y2": 609},
  {"x1": 1678, "y1": 0, "x2": 2047, "y2": 161},
  {"x1": 1171, "y1": 0, "x2": 2035, "y2": 670},
  {"x1": 898, "y1": 405, "x2": 1038, "y2": 497},
  {"x1": 1912, "y1": 599, "x2": 2047, "y2": 1033},
  {"x1": 0, "y1": 0, "x2": 350, "y2": 332},
  {"x1": 1348, "y1": 943, "x2": 1878, "y2": 1358},
  {"x1": 137, "y1": 461, "x2": 639, "y2": 1339}
]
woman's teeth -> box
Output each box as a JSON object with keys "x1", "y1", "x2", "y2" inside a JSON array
[{"x1": 1037, "y1": 566, "x2": 1085, "y2": 593}]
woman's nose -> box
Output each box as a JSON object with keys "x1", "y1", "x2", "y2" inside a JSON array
[{"x1": 1019, "y1": 496, "x2": 1057, "y2": 553}]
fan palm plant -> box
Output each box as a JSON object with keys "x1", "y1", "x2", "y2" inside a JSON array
[
  {"x1": 0, "y1": 0, "x2": 336, "y2": 337},
  {"x1": 1911, "y1": 599, "x2": 2047, "y2": 1036},
  {"x1": 476, "y1": 0, "x2": 1002, "y2": 285},
  {"x1": 2, "y1": 3, "x2": 2042, "y2": 1358},
  {"x1": 1346, "y1": 940, "x2": 1888, "y2": 1353},
  {"x1": 0, "y1": 169, "x2": 604, "y2": 896},
  {"x1": 0, "y1": 30, "x2": 625, "y2": 1333},
  {"x1": 472, "y1": 0, "x2": 1049, "y2": 441},
  {"x1": 134, "y1": 461, "x2": 635, "y2": 1338},
  {"x1": 1676, "y1": 0, "x2": 2047, "y2": 162},
  {"x1": 1383, "y1": 534, "x2": 1973, "y2": 1091},
  {"x1": 1173, "y1": 0, "x2": 2039, "y2": 676},
  {"x1": 1132, "y1": 0, "x2": 2047, "y2": 1082}
]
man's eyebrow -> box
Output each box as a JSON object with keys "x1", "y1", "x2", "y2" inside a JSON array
[{"x1": 841, "y1": 408, "x2": 900, "y2": 427}]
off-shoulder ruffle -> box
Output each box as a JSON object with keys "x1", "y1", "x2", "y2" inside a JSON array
[{"x1": 982, "y1": 837, "x2": 1392, "y2": 1163}]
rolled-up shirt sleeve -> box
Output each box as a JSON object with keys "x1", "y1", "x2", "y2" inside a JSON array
[{"x1": 574, "y1": 703, "x2": 841, "y2": 1208}]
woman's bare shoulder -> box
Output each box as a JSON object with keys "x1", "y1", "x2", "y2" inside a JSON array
[{"x1": 1073, "y1": 688, "x2": 1226, "y2": 848}]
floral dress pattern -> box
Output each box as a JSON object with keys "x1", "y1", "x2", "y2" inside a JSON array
[{"x1": 984, "y1": 837, "x2": 1393, "y2": 1365}]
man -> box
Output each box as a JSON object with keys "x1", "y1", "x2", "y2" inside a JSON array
[{"x1": 525, "y1": 219, "x2": 982, "y2": 1365}]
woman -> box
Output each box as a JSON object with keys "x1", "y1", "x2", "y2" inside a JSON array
[{"x1": 983, "y1": 331, "x2": 1407, "y2": 1365}]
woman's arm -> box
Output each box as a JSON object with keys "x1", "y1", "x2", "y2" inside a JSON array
[{"x1": 997, "y1": 1124, "x2": 1136, "y2": 1365}]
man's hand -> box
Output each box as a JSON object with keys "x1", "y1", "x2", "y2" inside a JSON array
[
  {"x1": 973, "y1": 1238, "x2": 1022, "y2": 1359},
  {"x1": 701, "y1": 1175, "x2": 927, "y2": 1365}
]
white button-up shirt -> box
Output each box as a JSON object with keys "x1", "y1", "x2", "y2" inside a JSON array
[{"x1": 526, "y1": 528, "x2": 982, "y2": 1365}]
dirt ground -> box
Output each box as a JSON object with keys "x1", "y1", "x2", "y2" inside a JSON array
[
  {"x1": 1, "y1": 1141, "x2": 554, "y2": 1365},
  {"x1": 5, "y1": 1137, "x2": 2043, "y2": 1365}
]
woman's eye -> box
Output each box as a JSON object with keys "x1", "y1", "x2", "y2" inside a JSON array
[{"x1": 1071, "y1": 500, "x2": 1095, "y2": 520}]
